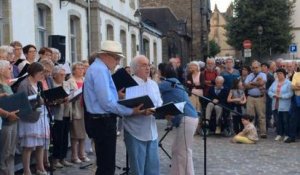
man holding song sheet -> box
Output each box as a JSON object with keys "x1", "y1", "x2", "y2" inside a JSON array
[{"x1": 83, "y1": 41, "x2": 145, "y2": 175}]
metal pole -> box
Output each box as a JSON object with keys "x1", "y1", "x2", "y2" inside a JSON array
[{"x1": 259, "y1": 36, "x2": 262, "y2": 60}]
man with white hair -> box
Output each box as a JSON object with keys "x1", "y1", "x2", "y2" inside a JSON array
[
  {"x1": 202, "y1": 58, "x2": 218, "y2": 97},
  {"x1": 245, "y1": 61, "x2": 267, "y2": 138},
  {"x1": 83, "y1": 40, "x2": 145, "y2": 175},
  {"x1": 205, "y1": 76, "x2": 229, "y2": 134},
  {"x1": 123, "y1": 55, "x2": 162, "y2": 175}
]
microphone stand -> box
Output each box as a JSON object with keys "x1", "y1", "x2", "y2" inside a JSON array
[{"x1": 161, "y1": 78, "x2": 242, "y2": 175}]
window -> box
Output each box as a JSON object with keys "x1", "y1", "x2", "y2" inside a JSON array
[
  {"x1": 37, "y1": 7, "x2": 47, "y2": 48},
  {"x1": 153, "y1": 42, "x2": 157, "y2": 66},
  {"x1": 0, "y1": 0, "x2": 4, "y2": 45},
  {"x1": 107, "y1": 24, "x2": 114, "y2": 40},
  {"x1": 70, "y1": 16, "x2": 81, "y2": 63},
  {"x1": 143, "y1": 38, "x2": 150, "y2": 59},
  {"x1": 120, "y1": 30, "x2": 127, "y2": 66},
  {"x1": 131, "y1": 34, "x2": 137, "y2": 57},
  {"x1": 36, "y1": 4, "x2": 51, "y2": 49}
]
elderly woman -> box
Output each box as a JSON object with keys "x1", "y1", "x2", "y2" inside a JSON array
[
  {"x1": 17, "y1": 62, "x2": 50, "y2": 175},
  {"x1": 268, "y1": 68, "x2": 293, "y2": 142},
  {"x1": 51, "y1": 65, "x2": 73, "y2": 168},
  {"x1": 0, "y1": 60, "x2": 19, "y2": 175},
  {"x1": 50, "y1": 48, "x2": 60, "y2": 65},
  {"x1": 158, "y1": 63, "x2": 199, "y2": 175},
  {"x1": 68, "y1": 62, "x2": 89, "y2": 163},
  {"x1": 186, "y1": 61, "x2": 203, "y2": 111}
]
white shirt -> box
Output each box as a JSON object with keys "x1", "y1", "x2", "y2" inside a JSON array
[{"x1": 123, "y1": 76, "x2": 163, "y2": 141}]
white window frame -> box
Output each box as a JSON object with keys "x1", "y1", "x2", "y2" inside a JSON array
[
  {"x1": 0, "y1": 0, "x2": 4, "y2": 45},
  {"x1": 37, "y1": 6, "x2": 47, "y2": 48},
  {"x1": 70, "y1": 17, "x2": 77, "y2": 63}
]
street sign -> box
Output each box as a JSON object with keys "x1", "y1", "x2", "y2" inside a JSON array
[
  {"x1": 290, "y1": 44, "x2": 297, "y2": 53},
  {"x1": 243, "y1": 40, "x2": 252, "y2": 49},
  {"x1": 244, "y1": 49, "x2": 251, "y2": 58}
]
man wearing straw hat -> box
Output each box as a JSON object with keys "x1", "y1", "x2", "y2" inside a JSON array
[{"x1": 83, "y1": 40, "x2": 146, "y2": 175}]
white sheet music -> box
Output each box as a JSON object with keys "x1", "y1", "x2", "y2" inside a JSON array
[
  {"x1": 68, "y1": 87, "x2": 82, "y2": 101},
  {"x1": 28, "y1": 94, "x2": 37, "y2": 101},
  {"x1": 174, "y1": 102, "x2": 186, "y2": 113},
  {"x1": 9, "y1": 72, "x2": 28, "y2": 83},
  {"x1": 125, "y1": 84, "x2": 149, "y2": 99}
]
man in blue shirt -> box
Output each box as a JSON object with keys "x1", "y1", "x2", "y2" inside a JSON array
[
  {"x1": 220, "y1": 58, "x2": 240, "y2": 89},
  {"x1": 83, "y1": 40, "x2": 145, "y2": 175}
]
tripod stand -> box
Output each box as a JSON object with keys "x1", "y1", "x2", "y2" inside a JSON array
[{"x1": 158, "y1": 127, "x2": 172, "y2": 160}]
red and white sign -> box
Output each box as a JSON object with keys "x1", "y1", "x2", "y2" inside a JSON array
[{"x1": 243, "y1": 40, "x2": 252, "y2": 49}]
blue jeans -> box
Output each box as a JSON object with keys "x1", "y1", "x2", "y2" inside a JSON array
[
  {"x1": 273, "y1": 110, "x2": 289, "y2": 136},
  {"x1": 289, "y1": 104, "x2": 300, "y2": 139},
  {"x1": 124, "y1": 130, "x2": 160, "y2": 175}
]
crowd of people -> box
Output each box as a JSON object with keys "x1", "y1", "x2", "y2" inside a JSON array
[{"x1": 0, "y1": 39, "x2": 299, "y2": 175}]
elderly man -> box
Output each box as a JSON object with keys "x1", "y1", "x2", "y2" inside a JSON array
[
  {"x1": 205, "y1": 76, "x2": 229, "y2": 134},
  {"x1": 202, "y1": 58, "x2": 218, "y2": 97},
  {"x1": 245, "y1": 61, "x2": 267, "y2": 138},
  {"x1": 83, "y1": 40, "x2": 144, "y2": 175},
  {"x1": 220, "y1": 58, "x2": 240, "y2": 89},
  {"x1": 123, "y1": 55, "x2": 162, "y2": 175}
]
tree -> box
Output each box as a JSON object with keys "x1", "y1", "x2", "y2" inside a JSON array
[
  {"x1": 225, "y1": 0, "x2": 295, "y2": 60},
  {"x1": 209, "y1": 40, "x2": 221, "y2": 57}
]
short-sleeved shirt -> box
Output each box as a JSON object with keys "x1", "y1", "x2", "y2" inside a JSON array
[{"x1": 245, "y1": 72, "x2": 267, "y2": 96}]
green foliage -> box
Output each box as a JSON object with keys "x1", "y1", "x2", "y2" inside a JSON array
[
  {"x1": 225, "y1": 0, "x2": 295, "y2": 59},
  {"x1": 209, "y1": 40, "x2": 221, "y2": 57}
]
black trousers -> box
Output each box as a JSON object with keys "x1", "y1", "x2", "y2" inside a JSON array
[
  {"x1": 52, "y1": 117, "x2": 70, "y2": 160},
  {"x1": 88, "y1": 116, "x2": 117, "y2": 175}
]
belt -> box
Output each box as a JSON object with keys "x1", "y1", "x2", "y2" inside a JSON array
[
  {"x1": 87, "y1": 113, "x2": 118, "y2": 119},
  {"x1": 249, "y1": 95, "x2": 264, "y2": 98}
]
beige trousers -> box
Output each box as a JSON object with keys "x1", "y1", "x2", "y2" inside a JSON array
[
  {"x1": 205, "y1": 102, "x2": 223, "y2": 125},
  {"x1": 189, "y1": 94, "x2": 201, "y2": 111},
  {"x1": 170, "y1": 117, "x2": 198, "y2": 175},
  {"x1": 246, "y1": 96, "x2": 266, "y2": 135}
]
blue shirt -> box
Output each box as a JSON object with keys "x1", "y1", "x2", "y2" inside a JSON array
[
  {"x1": 220, "y1": 69, "x2": 240, "y2": 89},
  {"x1": 245, "y1": 72, "x2": 267, "y2": 96},
  {"x1": 159, "y1": 78, "x2": 198, "y2": 126},
  {"x1": 83, "y1": 58, "x2": 133, "y2": 116}
]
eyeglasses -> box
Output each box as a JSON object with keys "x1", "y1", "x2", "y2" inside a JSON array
[{"x1": 139, "y1": 64, "x2": 151, "y2": 69}]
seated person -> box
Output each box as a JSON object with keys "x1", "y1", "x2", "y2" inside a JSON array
[
  {"x1": 205, "y1": 76, "x2": 229, "y2": 134},
  {"x1": 231, "y1": 114, "x2": 259, "y2": 144}
]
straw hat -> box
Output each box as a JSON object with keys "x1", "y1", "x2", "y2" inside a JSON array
[{"x1": 98, "y1": 40, "x2": 125, "y2": 58}]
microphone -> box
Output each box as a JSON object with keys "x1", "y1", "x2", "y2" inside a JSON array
[
  {"x1": 37, "y1": 81, "x2": 45, "y2": 99},
  {"x1": 160, "y1": 77, "x2": 180, "y2": 88}
]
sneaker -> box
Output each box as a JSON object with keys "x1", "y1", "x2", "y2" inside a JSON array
[
  {"x1": 36, "y1": 170, "x2": 47, "y2": 175},
  {"x1": 283, "y1": 136, "x2": 289, "y2": 142},
  {"x1": 80, "y1": 156, "x2": 90, "y2": 162},
  {"x1": 215, "y1": 127, "x2": 221, "y2": 134},
  {"x1": 53, "y1": 161, "x2": 64, "y2": 168},
  {"x1": 60, "y1": 160, "x2": 73, "y2": 167},
  {"x1": 284, "y1": 137, "x2": 296, "y2": 143},
  {"x1": 274, "y1": 135, "x2": 282, "y2": 141},
  {"x1": 71, "y1": 158, "x2": 82, "y2": 164}
]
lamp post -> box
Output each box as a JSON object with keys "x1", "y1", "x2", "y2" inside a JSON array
[
  {"x1": 134, "y1": 9, "x2": 144, "y2": 54},
  {"x1": 257, "y1": 25, "x2": 263, "y2": 60}
]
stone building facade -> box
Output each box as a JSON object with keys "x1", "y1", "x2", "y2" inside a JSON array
[
  {"x1": 0, "y1": 0, "x2": 162, "y2": 66},
  {"x1": 140, "y1": 0, "x2": 211, "y2": 62},
  {"x1": 209, "y1": 4, "x2": 236, "y2": 57}
]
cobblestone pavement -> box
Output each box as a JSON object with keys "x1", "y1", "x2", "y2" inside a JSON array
[{"x1": 50, "y1": 120, "x2": 300, "y2": 175}]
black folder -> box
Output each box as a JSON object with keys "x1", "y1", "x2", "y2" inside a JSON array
[
  {"x1": 0, "y1": 92, "x2": 33, "y2": 120},
  {"x1": 118, "y1": 95, "x2": 154, "y2": 110},
  {"x1": 154, "y1": 102, "x2": 184, "y2": 119},
  {"x1": 112, "y1": 68, "x2": 138, "y2": 91},
  {"x1": 43, "y1": 86, "x2": 69, "y2": 104}
]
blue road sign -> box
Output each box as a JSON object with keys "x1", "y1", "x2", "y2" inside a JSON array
[{"x1": 290, "y1": 44, "x2": 297, "y2": 53}]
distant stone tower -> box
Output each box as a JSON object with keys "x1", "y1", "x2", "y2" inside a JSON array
[{"x1": 140, "y1": 0, "x2": 211, "y2": 61}]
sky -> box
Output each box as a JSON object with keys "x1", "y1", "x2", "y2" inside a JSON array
[{"x1": 210, "y1": 0, "x2": 233, "y2": 12}]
